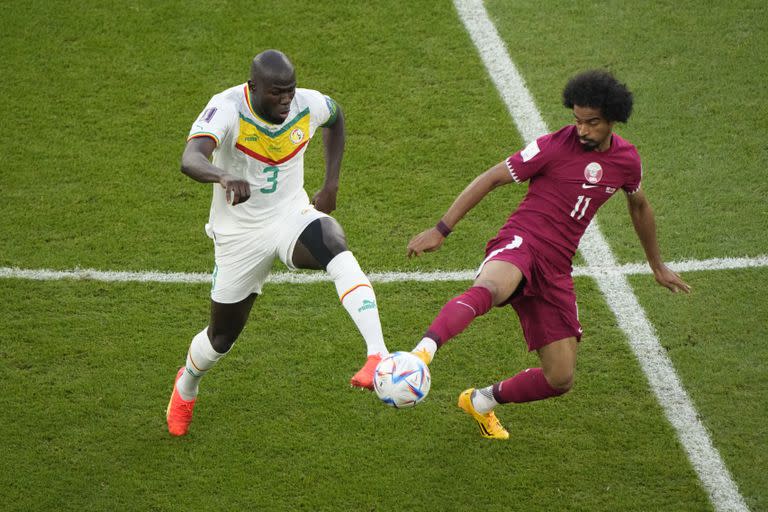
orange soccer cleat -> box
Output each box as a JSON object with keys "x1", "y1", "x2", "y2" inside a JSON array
[
  {"x1": 350, "y1": 354, "x2": 383, "y2": 390},
  {"x1": 166, "y1": 367, "x2": 196, "y2": 436}
]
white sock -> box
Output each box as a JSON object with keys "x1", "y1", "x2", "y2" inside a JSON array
[
  {"x1": 471, "y1": 386, "x2": 499, "y2": 414},
  {"x1": 176, "y1": 327, "x2": 228, "y2": 401},
  {"x1": 412, "y1": 337, "x2": 437, "y2": 363},
  {"x1": 326, "y1": 251, "x2": 388, "y2": 356}
]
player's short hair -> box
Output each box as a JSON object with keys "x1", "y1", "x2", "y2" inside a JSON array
[{"x1": 562, "y1": 70, "x2": 633, "y2": 123}]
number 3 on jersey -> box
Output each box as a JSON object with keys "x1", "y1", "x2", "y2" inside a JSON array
[
  {"x1": 260, "y1": 165, "x2": 280, "y2": 194},
  {"x1": 570, "y1": 195, "x2": 591, "y2": 220}
]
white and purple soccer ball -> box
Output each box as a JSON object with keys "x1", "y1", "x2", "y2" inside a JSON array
[{"x1": 373, "y1": 351, "x2": 431, "y2": 408}]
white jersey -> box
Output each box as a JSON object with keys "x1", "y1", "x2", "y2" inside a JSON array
[{"x1": 187, "y1": 84, "x2": 339, "y2": 236}]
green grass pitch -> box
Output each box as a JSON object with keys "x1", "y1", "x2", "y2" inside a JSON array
[{"x1": 1, "y1": 1, "x2": 766, "y2": 510}]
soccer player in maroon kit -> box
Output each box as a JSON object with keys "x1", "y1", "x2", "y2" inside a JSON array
[{"x1": 407, "y1": 70, "x2": 690, "y2": 439}]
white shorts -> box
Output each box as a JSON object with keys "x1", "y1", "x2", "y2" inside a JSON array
[{"x1": 209, "y1": 204, "x2": 329, "y2": 303}]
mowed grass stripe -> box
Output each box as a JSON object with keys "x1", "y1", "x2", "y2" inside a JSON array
[{"x1": 453, "y1": 1, "x2": 749, "y2": 511}]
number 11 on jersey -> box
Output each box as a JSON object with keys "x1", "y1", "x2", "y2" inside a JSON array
[{"x1": 570, "y1": 195, "x2": 591, "y2": 220}]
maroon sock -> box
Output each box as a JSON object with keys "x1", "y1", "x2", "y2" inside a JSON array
[
  {"x1": 424, "y1": 286, "x2": 493, "y2": 346},
  {"x1": 492, "y1": 368, "x2": 567, "y2": 403}
]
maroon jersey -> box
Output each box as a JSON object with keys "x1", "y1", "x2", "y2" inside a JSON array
[{"x1": 500, "y1": 125, "x2": 642, "y2": 269}]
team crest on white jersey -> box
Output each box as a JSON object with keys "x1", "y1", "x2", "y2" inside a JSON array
[
  {"x1": 584, "y1": 162, "x2": 603, "y2": 183},
  {"x1": 290, "y1": 128, "x2": 304, "y2": 144}
]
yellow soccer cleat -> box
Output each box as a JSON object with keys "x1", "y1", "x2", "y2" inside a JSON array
[
  {"x1": 166, "y1": 367, "x2": 196, "y2": 436},
  {"x1": 411, "y1": 348, "x2": 433, "y2": 366},
  {"x1": 457, "y1": 388, "x2": 509, "y2": 440}
]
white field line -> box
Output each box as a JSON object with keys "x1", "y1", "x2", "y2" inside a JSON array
[
  {"x1": 0, "y1": 8, "x2": 759, "y2": 512},
  {"x1": 1, "y1": 255, "x2": 766, "y2": 285},
  {"x1": 452, "y1": 1, "x2": 750, "y2": 511}
]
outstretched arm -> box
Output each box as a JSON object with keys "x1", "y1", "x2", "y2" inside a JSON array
[
  {"x1": 314, "y1": 106, "x2": 345, "y2": 214},
  {"x1": 407, "y1": 161, "x2": 514, "y2": 257},
  {"x1": 181, "y1": 136, "x2": 251, "y2": 205},
  {"x1": 626, "y1": 189, "x2": 691, "y2": 293}
]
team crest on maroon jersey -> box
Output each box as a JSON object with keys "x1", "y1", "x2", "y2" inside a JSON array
[{"x1": 584, "y1": 162, "x2": 603, "y2": 184}]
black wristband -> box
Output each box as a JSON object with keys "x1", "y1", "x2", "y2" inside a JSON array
[{"x1": 435, "y1": 220, "x2": 452, "y2": 237}]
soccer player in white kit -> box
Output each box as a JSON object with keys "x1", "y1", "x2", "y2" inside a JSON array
[{"x1": 166, "y1": 50, "x2": 388, "y2": 436}]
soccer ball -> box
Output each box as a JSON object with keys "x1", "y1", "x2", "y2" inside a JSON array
[{"x1": 373, "y1": 351, "x2": 431, "y2": 408}]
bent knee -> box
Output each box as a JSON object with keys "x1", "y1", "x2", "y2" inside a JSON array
[
  {"x1": 544, "y1": 370, "x2": 575, "y2": 393},
  {"x1": 319, "y1": 219, "x2": 348, "y2": 256},
  {"x1": 298, "y1": 218, "x2": 349, "y2": 266},
  {"x1": 472, "y1": 280, "x2": 508, "y2": 306}
]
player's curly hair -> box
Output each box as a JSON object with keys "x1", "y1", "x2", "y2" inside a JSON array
[{"x1": 562, "y1": 70, "x2": 633, "y2": 123}]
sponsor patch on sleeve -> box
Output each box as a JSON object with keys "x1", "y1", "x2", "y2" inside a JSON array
[
  {"x1": 200, "y1": 107, "x2": 217, "y2": 123},
  {"x1": 520, "y1": 139, "x2": 540, "y2": 162}
]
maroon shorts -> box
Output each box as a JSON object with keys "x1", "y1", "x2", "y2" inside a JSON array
[{"x1": 480, "y1": 233, "x2": 582, "y2": 351}]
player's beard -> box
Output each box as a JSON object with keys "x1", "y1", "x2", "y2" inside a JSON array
[{"x1": 579, "y1": 138, "x2": 598, "y2": 151}]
